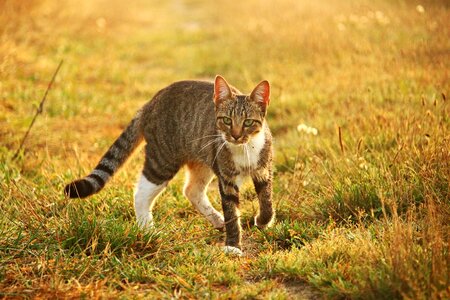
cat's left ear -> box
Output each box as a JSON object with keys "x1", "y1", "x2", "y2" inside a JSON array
[{"x1": 250, "y1": 80, "x2": 270, "y2": 112}]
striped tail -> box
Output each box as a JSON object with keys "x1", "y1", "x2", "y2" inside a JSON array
[{"x1": 64, "y1": 111, "x2": 143, "y2": 198}]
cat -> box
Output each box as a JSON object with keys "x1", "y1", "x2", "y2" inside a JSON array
[{"x1": 64, "y1": 75, "x2": 275, "y2": 255}]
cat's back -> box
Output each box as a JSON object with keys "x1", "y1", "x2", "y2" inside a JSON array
[
  {"x1": 140, "y1": 80, "x2": 218, "y2": 151},
  {"x1": 142, "y1": 80, "x2": 214, "y2": 120}
]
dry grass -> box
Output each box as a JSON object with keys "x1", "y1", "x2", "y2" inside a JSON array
[{"x1": 1, "y1": 0, "x2": 449, "y2": 298}]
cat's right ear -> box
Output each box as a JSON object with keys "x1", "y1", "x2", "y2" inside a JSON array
[{"x1": 214, "y1": 75, "x2": 232, "y2": 105}]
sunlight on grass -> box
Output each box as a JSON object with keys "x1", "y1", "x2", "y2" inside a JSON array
[{"x1": 0, "y1": 0, "x2": 449, "y2": 298}]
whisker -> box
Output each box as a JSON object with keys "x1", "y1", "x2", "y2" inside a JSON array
[
  {"x1": 189, "y1": 134, "x2": 223, "y2": 143},
  {"x1": 244, "y1": 144, "x2": 251, "y2": 172},
  {"x1": 245, "y1": 144, "x2": 251, "y2": 171},
  {"x1": 199, "y1": 137, "x2": 222, "y2": 152},
  {"x1": 212, "y1": 141, "x2": 227, "y2": 166}
]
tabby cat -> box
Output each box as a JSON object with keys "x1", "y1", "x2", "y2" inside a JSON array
[{"x1": 64, "y1": 76, "x2": 275, "y2": 255}]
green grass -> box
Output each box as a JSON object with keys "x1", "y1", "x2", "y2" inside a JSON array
[{"x1": 1, "y1": 0, "x2": 449, "y2": 298}]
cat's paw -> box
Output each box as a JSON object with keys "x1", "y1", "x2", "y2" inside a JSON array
[
  {"x1": 222, "y1": 246, "x2": 243, "y2": 256},
  {"x1": 254, "y1": 214, "x2": 275, "y2": 229},
  {"x1": 137, "y1": 218, "x2": 155, "y2": 231}
]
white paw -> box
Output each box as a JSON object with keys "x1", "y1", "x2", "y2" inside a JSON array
[
  {"x1": 223, "y1": 246, "x2": 243, "y2": 256},
  {"x1": 137, "y1": 217, "x2": 154, "y2": 230}
]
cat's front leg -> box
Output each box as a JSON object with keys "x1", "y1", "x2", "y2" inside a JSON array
[
  {"x1": 252, "y1": 168, "x2": 275, "y2": 229},
  {"x1": 218, "y1": 177, "x2": 242, "y2": 254}
]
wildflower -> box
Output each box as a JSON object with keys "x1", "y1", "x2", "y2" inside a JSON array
[
  {"x1": 358, "y1": 157, "x2": 369, "y2": 170},
  {"x1": 375, "y1": 11, "x2": 390, "y2": 25},
  {"x1": 416, "y1": 5, "x2": 425, "y2": 14},
  {"x1": 297, "y1": 124, "x2": 318, "y2": 135}
]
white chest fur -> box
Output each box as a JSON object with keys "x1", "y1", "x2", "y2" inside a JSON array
[{"x1": 227, "y1": 129, "x2": 266, "y2": 174}]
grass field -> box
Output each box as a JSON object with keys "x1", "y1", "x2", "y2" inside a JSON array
[{"x1": 1, "y1": 0, "x2": 449, "y2": 298}]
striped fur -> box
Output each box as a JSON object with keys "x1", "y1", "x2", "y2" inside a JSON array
[{"x1": 64, "y1": 111, "x2": 143, "y2": 198}]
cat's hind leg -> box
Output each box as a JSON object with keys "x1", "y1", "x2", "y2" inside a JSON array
[
  {"x1": 136, "y1": 143, "x2": 181, "y2": 229},
  {"x1": 134, "y1": 173, "x2": 167, "y2": 229},
  {"x1": 183, "y1": 162, "x2": 225, "y2": 230}
]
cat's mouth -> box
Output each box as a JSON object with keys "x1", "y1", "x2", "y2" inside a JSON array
[
  {"x1": 226, "y1": 138, "x2": 249, "y2": 145},
  {"x1": 220, "y1": 133, "x2": 249, "y2": 145}
]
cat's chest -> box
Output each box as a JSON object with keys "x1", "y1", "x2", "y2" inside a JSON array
[{"x1": 227, "y1": 131, "x2": 266, "y2": 173}]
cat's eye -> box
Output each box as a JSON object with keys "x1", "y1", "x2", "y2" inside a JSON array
[
  {"x1": 243, "y1": 119, "x2": 254, "y2": 127},
  {"x1": 223, "y1": 117, "x2": 232, "y2": 125}
]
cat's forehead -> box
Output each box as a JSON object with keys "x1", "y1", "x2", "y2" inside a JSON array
[
  {"x1": 216, "y1": 94, "x2": 263, "y2": 118},
  {"x1": 235, "y1": 95, "x2": 247, "y2": 102},
  {"x1": 221, "y1": 95, "x2": 248, "y2": 108},
  {"x1": 233, "y1": 95, "x2": 248, "y2": 116},
  {"x1": 219, "y1": 95, "x2": 245, "y2": 114},
  {"x1": 217, "y1": 95, "x2": 257, "y2": 117}
]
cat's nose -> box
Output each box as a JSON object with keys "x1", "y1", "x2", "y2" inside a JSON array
[
  {"x1": 231, "y1": 127, "x2": 242, "y2": 141},
  {"x1": 231, "y1": 133, "x2": 241, "y2": 141}
]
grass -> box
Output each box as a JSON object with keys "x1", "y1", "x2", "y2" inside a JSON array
[{"x1": 1, "y1": 0, "x2": 449, "y2": 298}]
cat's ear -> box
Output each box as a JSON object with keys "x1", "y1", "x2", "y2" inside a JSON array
[
  {"x1": 250, "y1": 80, "x2": 270, "y2": 111},
  {"x1": 214, "y1": 75, "x2": 232, "y2": 105}
]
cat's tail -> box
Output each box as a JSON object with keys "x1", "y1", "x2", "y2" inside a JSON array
[{"x1": 64, "y1": 110, "x2": 143, "y2": 198}]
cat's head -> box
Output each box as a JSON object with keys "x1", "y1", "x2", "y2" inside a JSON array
[{"x1": 213, "y1": 75, "x2": 270, "y2": 145}]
